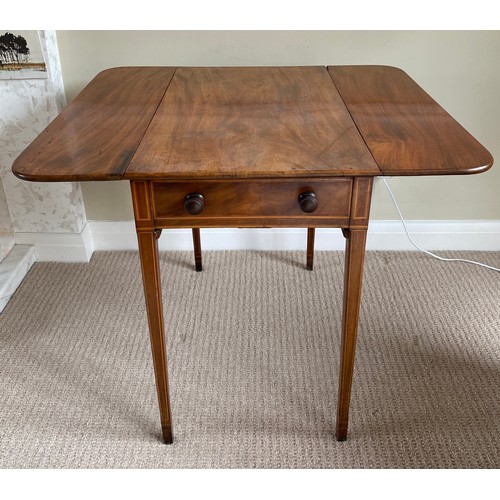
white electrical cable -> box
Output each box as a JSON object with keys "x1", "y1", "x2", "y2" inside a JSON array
[{"x1": 381, "y1": 177, "x2": 500, "y2": 273}]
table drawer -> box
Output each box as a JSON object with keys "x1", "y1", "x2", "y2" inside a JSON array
[{"x1": 152, "y1": 178, "x2": 352, "y2": 227}]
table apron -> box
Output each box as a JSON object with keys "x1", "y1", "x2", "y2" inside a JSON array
[
  {"x1": 150, "y1": 178, "x2": 355, "y2": 228},
  {"x1": 132, "y1": 178, "x2": 373, "y2": 231}
]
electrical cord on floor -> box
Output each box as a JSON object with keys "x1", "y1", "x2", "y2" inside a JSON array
[{"x1": 381, "y1": 177, "x2": 500, "y2": 273}]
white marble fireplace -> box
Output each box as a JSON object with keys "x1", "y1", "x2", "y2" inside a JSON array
[{"x1": 0, "y1": 31, "x2": 87, "y2": 312}]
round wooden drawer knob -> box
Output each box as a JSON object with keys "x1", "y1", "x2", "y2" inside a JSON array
[
  {"x1": 298, "y1": 192, "x2": 318, "y2": 213},
  {"x1": 184, "y1": 193, "x2": 204, "y2": 215}
]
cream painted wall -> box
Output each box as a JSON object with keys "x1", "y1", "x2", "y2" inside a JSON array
[{"x1": 56, "y1": 30, "x2": 500, "y2": 222}]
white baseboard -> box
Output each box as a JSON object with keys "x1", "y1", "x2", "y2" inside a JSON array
[
  {"x1": 91, "y1": 220, "x2": 500, "y2": 252},
  {"x1": 15, "y1": 223, "x2": 93, "y2": 262},
  {"x1": 89, "y1": 220, "x2": 500, "y2": 252},
  {"x1": 365, "y1": 220, "x2": 500, "y2": 251},
  {"x1": 14, "y1": 220, "x2": 500, "y2": 263}
]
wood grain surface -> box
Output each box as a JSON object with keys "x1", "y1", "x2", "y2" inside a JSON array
[
  {"x1": 12, "y1": 65, "x2": 493, "y2": 182},
  {"x1": 151, "y1": 178, "x2": 352, "y2": 227},
  {"x1": 12, "y1": 67, "x2": 176, "y2": 181},
  {"x1": 329, "y1": 65, "x2": 493, "y2": 176},
  {"x1": 126, "y1": 66, "x2": 380, "y2": 179}
]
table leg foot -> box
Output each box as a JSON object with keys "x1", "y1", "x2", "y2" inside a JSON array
[
  {"x1": 335, "y1": 421, "x2": 348, "y2": 441},
  {"x1": 162, "y1": 424, "x2": 174, "y2": 444}
]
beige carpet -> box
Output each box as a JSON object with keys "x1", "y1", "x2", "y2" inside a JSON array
[{"x1": 0, "y1": 250, "x2": 499, "y2": 468}]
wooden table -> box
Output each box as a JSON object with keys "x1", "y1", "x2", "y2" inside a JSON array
[{"x1": 13, "y1": 66, "x2": 493, "y2": 444}]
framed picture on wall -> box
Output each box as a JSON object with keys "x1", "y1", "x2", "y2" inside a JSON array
[{"x1": 0, "y1": 30, "x2": 47, "y2": 79}]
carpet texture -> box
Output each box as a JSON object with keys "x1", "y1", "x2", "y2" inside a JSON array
[{"x1": 0, "y1": 250, "x2": 499, "y2": 468}]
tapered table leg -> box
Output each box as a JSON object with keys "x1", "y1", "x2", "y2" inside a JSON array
[
  {"x1": 306, "y1": 228, "x2": 315, "y2": 270},
  {"x1": 336, "y1": 228, "x2": 368, "y2": 441},
  {"x1": 131, "y1": 180, "x2": 173, "y2": 444},
  {"x1": 192, "y1": 228, "x2": 202, "y2": 272},
  {"x1": 137, "y1": 231, "x2": 173, "y2": 444},
  {"x1": 136, "y1": 230, "x2": 173, "y2": 444}
]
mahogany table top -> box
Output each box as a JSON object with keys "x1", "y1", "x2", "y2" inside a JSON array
[{"x1": 12, "y1": 65, "x2": 493, "y2": 182}]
